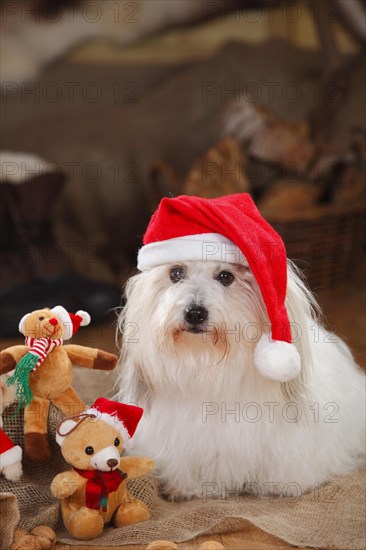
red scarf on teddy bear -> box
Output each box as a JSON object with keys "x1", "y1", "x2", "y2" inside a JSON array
[{"x1": 74, "y1": 467, "x2": 127, "y2": 511}]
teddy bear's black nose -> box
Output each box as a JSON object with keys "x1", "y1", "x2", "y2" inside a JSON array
[
  {"x1": 107, "y1": 458, "x2": 118, "y2": 469},
  {"x1": 184, "y1": 305, "x2": 208, "y2": 325}
]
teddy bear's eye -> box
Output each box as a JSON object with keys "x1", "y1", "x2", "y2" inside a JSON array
[
  {"x1": 85, "y1": 446, "x2": 94, "y2": 455},
  {"x1": 114, "y1": 437, "x2": 120, "y2": 447},
  {"x1": 39, "y1": 316, "x2": 45, "y2": 321}
]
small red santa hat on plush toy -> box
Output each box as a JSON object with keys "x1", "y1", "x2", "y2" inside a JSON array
[
  {"x1": 138, "y1": 193, "x2": 301, "y2": 382},
  {"x1": 19, "y1": 306, "x2": 91, "y2": 340},
  {"x1": 56, "y1": 398, "x2": 143, "y2": 449},
  {"x1": 0, "y1": 429, "x2": 22, "y2": 474},
  {"x1": 50, "y1": 306, "x2": 91, "y2": 340}
]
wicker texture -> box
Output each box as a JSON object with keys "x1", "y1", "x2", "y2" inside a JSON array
[{"x1": 268, "y1": 202, "x2": 366, "y2": 289}]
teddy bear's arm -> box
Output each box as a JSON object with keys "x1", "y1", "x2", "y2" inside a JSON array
[
  {"x1": 63, "y1": 345, "x2": 117, "y2": 371},
  {"x1": 0, "y1": 346, "x2": 30, "y2": 375},
  {"x1": 51, "y1": 470, "x2": 84, "y2": 499},
  {"x1": 120, "y1": 456, "x2": 154, "y2": 479}
]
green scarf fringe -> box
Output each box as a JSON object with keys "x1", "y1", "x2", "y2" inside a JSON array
[{"x1": 7, "y1": 352, "x2": 39, "y2": 411}]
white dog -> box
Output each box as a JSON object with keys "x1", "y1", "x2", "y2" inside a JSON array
[{"x1": 116, "y1": 194, "x2": 365, "y2": 500}]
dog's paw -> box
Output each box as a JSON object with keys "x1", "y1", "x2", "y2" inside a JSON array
[{"x1": 160, "y1": 485, "x2": 194, "y2": 502}]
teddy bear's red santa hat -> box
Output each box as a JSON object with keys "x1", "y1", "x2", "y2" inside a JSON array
[
  {"x1": 84, "y1": 398, "x2": 143, "y2": 444},
  {"x1": 0, "y1": 429, "x2": 22, "y2": 468},
  {"x1": 19, "y1": 306, "x2": 90, "y2": 340},
  {"x1": 50, "y1": 306, "x2": 90, "y2": 340},
  {"x1": 56, "y1": 399, "x2": 143, "y2": 449}
]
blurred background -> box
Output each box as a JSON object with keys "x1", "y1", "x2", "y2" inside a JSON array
[{"x1": 0, "y1": 1, "x2": 365, "y2": 371}]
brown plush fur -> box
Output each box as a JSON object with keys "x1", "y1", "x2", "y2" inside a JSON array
[
  {"x1": 51, "y1": 417, "x2": 153, "y2": 540},
  {"x1": 0, "y1": 308, "x2": 117, "y2": 462}
]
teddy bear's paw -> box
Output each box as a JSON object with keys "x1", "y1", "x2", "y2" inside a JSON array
[
  {"x1": 138, "y1": 458, "x2": 155, "y2": 477},
  {"x1": 114, "y1": 499, "x2": 150, "y2": 527},
  {"x1": 51, "y1": 472, "x2": 80, "y2": 499},
  {"x1": 0, "y1": 352, "x2": 16, "y2": 374},
  {"x1": 25, "y1": 433, "x2": 51, "y2": 462},
  {"x1": 66, "y1": 507, "x2": 104, "y2": 541},
  {"x1": 94, "y1": 350, "x2": 118, "y2": 371}
]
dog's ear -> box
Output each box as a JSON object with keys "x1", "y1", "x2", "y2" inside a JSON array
[
  {"x1": 115, "y1": 359, "x2": 152, "y2": 411},
  {"x1": 134, "y1": 374, "x2": 152, "y2": 411},
  {"x1": 281, "y1": 261, "x2": 319, "y2": 404}
]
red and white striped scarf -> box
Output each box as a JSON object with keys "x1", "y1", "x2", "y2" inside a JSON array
[{"x1": 25, "y1": 337, "x2": 63, "y2": 371}]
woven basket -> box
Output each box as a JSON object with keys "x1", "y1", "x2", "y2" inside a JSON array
[{"x1": 266, "y1": 201, "x2": 366, "y2": 290}]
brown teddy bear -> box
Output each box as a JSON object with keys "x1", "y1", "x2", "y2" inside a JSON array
[
  {"x1": 51, "y1": 398, "x2": 153, "y2": 540},
  {"x1": 0, "y1": 306, "x2": 118, "y2": 462}
]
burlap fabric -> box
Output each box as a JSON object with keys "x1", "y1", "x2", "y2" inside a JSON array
[
  {"x1": 0, "y1": 403, "x2": 365, "y2": 549},
  {"x1": 0, "y1": 493, "x2": 20, "y2": 550}
]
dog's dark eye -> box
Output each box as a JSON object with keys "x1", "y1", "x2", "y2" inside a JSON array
[
  {"x1": 114, "y1": 437, "x2": 120, "y2": 447},
  {"x1": 216, "y1": 271, "x2": 234, "y2": 287},
  {"x1": 85, "y1": 446, "x2": 94, "y2": 455},
  {"x1": 39, "y1": 316, "x2": 45, "y2": 321},
  {"x1": 169, "y1": 266, "x2": 186, "y2": 283}
]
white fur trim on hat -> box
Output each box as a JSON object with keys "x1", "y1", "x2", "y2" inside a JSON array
[
  {"x1": 138, "y1": 233, "x2": 246, "y2": 271},
  {"x1": 85, "y1": 408, "x2": 131, "y2": 447},
  {"x1": 76, "y1": 310, "x2": 91, "y2": 326},
  {"x1": 51, "y1": 305, "x2": 72, "y2": 339},
  {"x1": 0, "y1": 444, "x2": 22, "y2": 468},
  {"x1": 254, "y1": 333, "x2": 301, "y2": 382}
]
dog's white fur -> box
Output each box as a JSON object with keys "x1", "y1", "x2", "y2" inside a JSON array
[{"x1": 116, "y1": 259, "x2": 365, "y2": 499}]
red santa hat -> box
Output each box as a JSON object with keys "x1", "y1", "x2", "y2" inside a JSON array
[
  {"x1": 56, "y1": 398, "x2": 143, "y2": 448},
  {"x1": 19, "y1": 306, "x2": 91, "y2": 340},
  {"x1": 85, "y1": 398, "x2": 143, "y2": 443},
  {"x1": 50, "y1": 306, "x2": 91, "y2": 340},
  {"x1": 137, "y1": 193, "x2": 301, "y2": 382},
  {"x1": 0, "y1": 429, "x2": 22, "y2": 469}
]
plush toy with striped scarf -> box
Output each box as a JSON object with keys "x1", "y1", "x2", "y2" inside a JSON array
[{"x1": 0, "y1": 306, "x2": 118, "y2": 463}]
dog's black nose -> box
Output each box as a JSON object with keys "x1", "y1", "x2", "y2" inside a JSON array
[
  {"x1": 107, "y1": 458, "x2": 118, "y2": 469},
  {"x1": 184, "y1": 305, "x2": 208, "y2": 325}
]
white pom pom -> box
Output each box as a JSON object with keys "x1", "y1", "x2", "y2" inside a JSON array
[
  {"x1": 254, "y1": 334, "x2": 301, "y2": 382},
  {"x1": 76, "y1": 310, "x2": 91, "y2": 326}
]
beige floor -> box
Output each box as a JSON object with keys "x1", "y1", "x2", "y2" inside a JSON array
[{"x1": 55, "y1": 528, "x2": 311, "y2": 550}]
